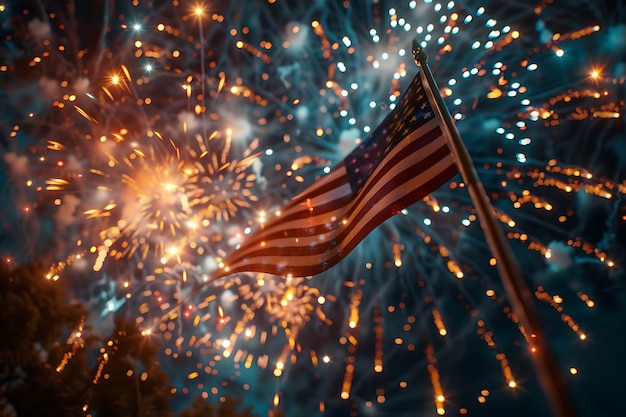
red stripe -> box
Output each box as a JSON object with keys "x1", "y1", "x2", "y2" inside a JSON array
[
  {"x1": 287, "y1": 162, "x2": 347, "y2": 208},
  {"x1": 266, "y1": 121, "x2": 442, "y2": 226},
  {"x1": 235, "y1": 124, "x2": 445, "y2": 248},
  {"x1": 222, "y1": 144, "x2": 455, "y2": 266},
  {"x1": 227, "y1": 125, "x2": 444, "y2": 247},
  {"x1": 221, "y1": 163, "x2": 458, "y2": 277}
]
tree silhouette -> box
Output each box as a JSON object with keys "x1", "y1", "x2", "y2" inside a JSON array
[
  {"x1": 0, "y1": 261, "x2": 276, "y2": 417},
  {"x1": 179, "y1": 394, "x2": 261, "y2": 417},
  {"x1": 87, "y1": 317, "x2": 174, "y2": 417},
  {"x1": 0, "y1": 261, "x2": 90, "y2": 416},
  {"x1": 0, "y1": 261, "x2": 87, "y2": 371},
  {"x1": 0, "y1": 262, "x2": 174, "y2": 416},
  {"x1": 178, "y1": 396, "x2": 217, "y2": 417}
]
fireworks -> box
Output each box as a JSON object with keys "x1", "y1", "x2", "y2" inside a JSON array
[{"x1": 1, "y1": 0, "x2": 624, "y2": 416}]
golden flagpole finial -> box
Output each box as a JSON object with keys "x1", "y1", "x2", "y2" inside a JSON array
[{"x1": 411, "y1": 39, "x2": 427, "y2": 67}]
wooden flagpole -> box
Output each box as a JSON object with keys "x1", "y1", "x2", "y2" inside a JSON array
[{"x1": 412, "y1": 43, "x2": 578, "y2": 417}]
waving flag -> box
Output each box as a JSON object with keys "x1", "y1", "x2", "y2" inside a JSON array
[{"x1": 212, "y1": 74, "x2": 458, "y2": 279}]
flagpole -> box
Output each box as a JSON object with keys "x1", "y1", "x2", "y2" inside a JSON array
[{"x1": 412, "y1": 43, "x2": 578, "y2": 417}]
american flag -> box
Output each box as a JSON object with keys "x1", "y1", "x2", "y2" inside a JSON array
[{"x1": 212, "y1": 74, "x2": 458, "y2": 279}]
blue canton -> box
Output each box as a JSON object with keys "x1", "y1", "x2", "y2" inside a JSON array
[{"x1": 344, "y1": 75, "x2": 435, "y2": 195}]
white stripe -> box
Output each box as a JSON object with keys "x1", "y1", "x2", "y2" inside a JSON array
[
  {"x1": 276, "y1": 165, "x2": 352, "y2": 219},
  {"x1": 250, "y1": 118, "x2": 442, "y2": 232},
  {"x1": 224, "y1": 153, "x2": 455, "y2": 270},
  {"x1": 290, "y1": 164, "x2": 348, "y2": 202},
  {"x1": 226, "y1": 125, "x2": 447, "y2": 260}
]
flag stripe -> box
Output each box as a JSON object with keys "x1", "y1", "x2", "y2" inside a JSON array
[
  {"x1": 275, "y1": 115, "x2": 441, "y2": 222},
  {"x1": 233, "y1": 119, "x2": 443, "y2": 246},
  {"x1": 228, "y1": 138, "x2": 450, "y2": 258},
  {"x1": 287, "y1": 162, "x2": 351, "y2": 208},
  {"x1": 222, "y1": 143, "x2": 455, "y2": 270},
  {"x1": 227, "y1": 145, "x2": 454, "y2": 262},
  {"x1": 232, "y1": 152, "x2": 455, "y2": 261},
  {"x1": 223, "y1": 160, "x2": 458, "y2": 276}
]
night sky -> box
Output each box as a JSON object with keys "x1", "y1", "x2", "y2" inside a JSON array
[{"x1": 1, "y1": 1, "x2": 625, "y2": 416}]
